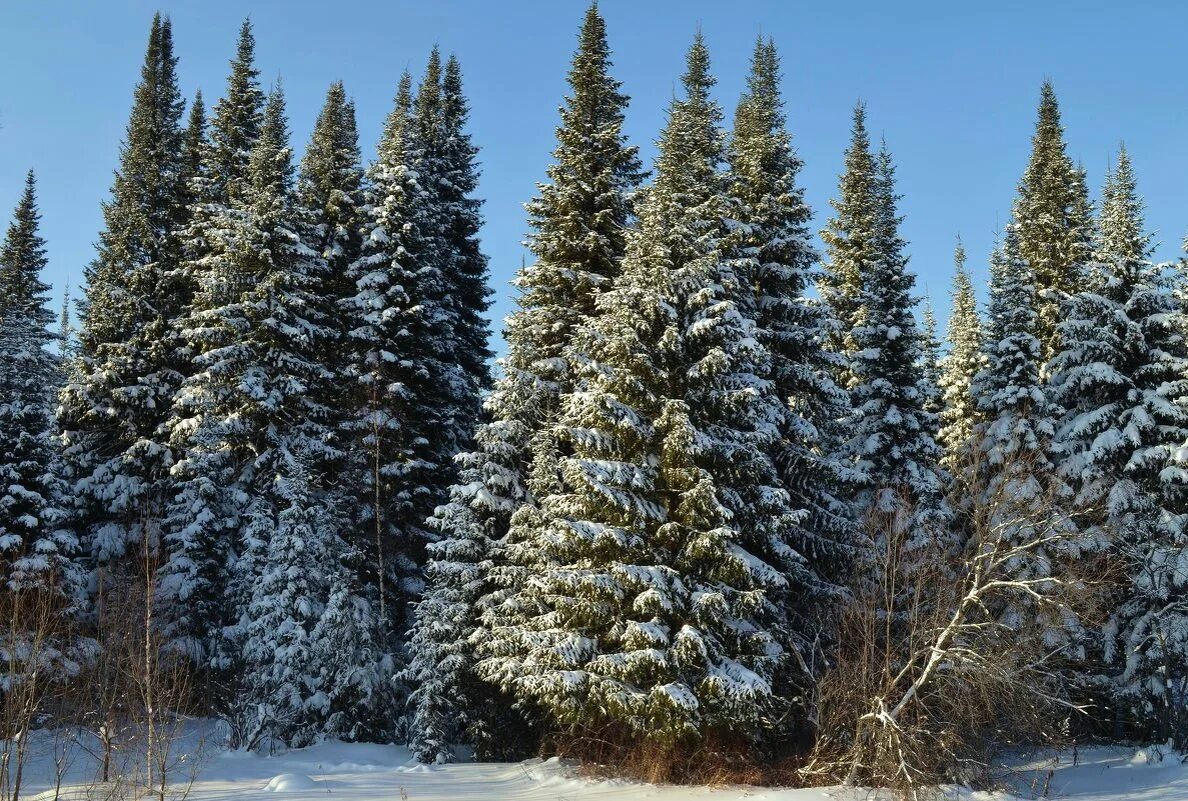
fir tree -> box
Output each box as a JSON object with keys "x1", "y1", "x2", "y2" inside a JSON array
[
  {"x1": 177, "y1": 90, "x2": 207, "y2": 228},
  {"x1": 828, "y1": 127, "x2": 948, "y2": 554},
  {"x1": 482, "y1": 35, "x2": 810, "y2": 751},
  {"x1": 938, "y1": 237, "x2": 983, "y2": 477},
  {"x1": 237, "y1": 448, "x2": 381, "y2": 749},
  {"x1": 1014, "y1": 81, "x2": 1092, "y2": 361},
  {"x1": 971, "y1": 228, "x2": 1074, "y2": 646},
  {"x1": 819, "y1": 103, "x2": 875, "y2": 376},
  {"x1": 725, "y1": 37, "x2": 857, "y2": 595},
  {"x1": 439, "y1": 54, "x2": 494, "y2": 427},
  {"x1": 206, "y1": 20, "x2": 266, "y2": 206},
  {"x1": 163, "y1": 85, "x2": 339, "y2": 671},
  {"x1": 295, "y1": 81, "x2": 363, "y2": 473},
  {"x1": 919, "y1": 298, "x2": 944, "y2": 419},
  {"x1": 288, "y1": 80, "x2": 393, "y2": 740},
  {"x1": 1048, "y1": 148, "x2": 1188, "y2": 734},
  {"x1": 154, "y1": 21, "x2": 267, "y2": 665},
  {"x1": 341, "y1": 71, "x2": 432, "y2": 664},
  {"x1": 0, "y1": 172, "x2": 78, "y2": 592},
  {"x1": 297, "y1": 81, "x2": 363, "y2": 321},
  {"x1": 58, "y1": 13, "x2": 189, "y2": 573},
  {"x1": 407, "y1": 5, "x2": 643, "y2": 762}
]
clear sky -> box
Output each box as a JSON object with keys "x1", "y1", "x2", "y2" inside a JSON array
[{"x1": 2, "y1": 0, "x2": 1186, "y2": 351}]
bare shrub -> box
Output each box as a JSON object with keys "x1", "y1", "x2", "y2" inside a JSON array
[
  {"x1": 547, "y1": 723, "x2": 775, "y2": 786},
  {"x1": 0, "y1": 571, "x2": 80, "y2": 801},
  {"x1": 76, "y1": 520, "x2": 203, "y2": 800},
  {"x1": 803, "y1": 452, "x2": 1105, "y2": 798}
]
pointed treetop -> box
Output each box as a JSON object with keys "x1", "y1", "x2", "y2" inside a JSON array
[
  {"x1": 873, "y1": 138, "x2": 906, "y2": 261},
  {"x1": 415, "y1": 46, "x2": 445, "y2": 146},
  {"x1": 302, "y1": 81, "x2": 356, "y2": 175},
  {"x1": 443, "y1": 53, "x2": 470, "y2": 132},
  {"x1": 921, "y1": 298, "x2": 937, "y2": 338},
  {"x1": 1097, "y1": 144, "x2": 1149, "y2": 265},
  {"x1": 850, "y1": 102, "x2": 870, "y2": 153},
  {"x1": 235, "y1": 18, "x2": 256, "y2": 71},
  {"x1": 732, "y1": 35, "x2": 784, "y2": 149},
  {"x1": 59, "y1": 282, "x2": 74, "y2": 347},
  {"x1": 576, "y1": 2, "x2": 611, "y2": 69},
  {"x1": 742, "y1": 35, "x2": 781, "y2": 110},
  {"x1": 183, "y1": 89, "x2": 207, "y2": 161},
  {"x1": 378, "y1": 71, "x2": 415, "y2": 153},
  {"x1": 681, "y1": 31, "x2": 715, "y2": 103},
  {"x1": 188, "y1": 89, "x2": 206, "y2": 126},
  {"x1": 834, "y1": 102, "x2": 876, "y2": 212},
  {"x1": 651, "y1": 33, "x2": 723, "y2": 199},
  {"x1": 248, "y1": 83, "x2": 293, "y2": 201},
  {"x1": 1037, "y1": 80, "x2": 1060, "y2": 126},
  {"x1": 209, "y1": 17, "x2": 265, "y2": 198},
  {"x1": 0, "y1": 170, "x2": 50, "y2": 322},
  {"x1": 298, "y1": 80, "x2": 363, "y2": 267},
  {"x1": 1014, "y1": 79, "x2": 1092, "y2": 360}
]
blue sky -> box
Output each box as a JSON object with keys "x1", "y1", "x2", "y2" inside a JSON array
[{"x1": 2, "y1": 0, "x2": 1186, "y2": 351}]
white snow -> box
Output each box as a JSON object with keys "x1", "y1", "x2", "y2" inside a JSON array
[
  {"x1": 264, "y1": 773, "x2": 321, "y2": 792},
  {"x1": 10, "y1": 722, "x2": 1188, "y2": 800}
]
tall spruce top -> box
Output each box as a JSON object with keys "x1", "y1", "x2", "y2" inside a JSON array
[
  {"x1": 248, "y1": 84, "x2": 294, "y2": 212},
  {"x1": 944, "y1": 235, "x2": 981, "y2": 377},
  {"x1": 513, "y1": 1, "x2": 643, "y2": 370},
  {"x1": 179, "y1": 90, "x2": 207, "y2": 205},
  {"x1": 209, "y1": 19, "x2": 265, "y2": 203},
  {"x1": 1097, "y1": 146, "x2": 1149, "y2": 265},
  {"x1": 378, "y1": 72, "x2": 414, "y2": 160},
  {"x1": 298, "y1": 82, "x2": 363, "y2": 258},
  {"x1": 415, "y1": 47, "x2": 444, "y2": 150},
  {"x1": 731, "y1": 38, "x2": 794, "y2": 186},
  {"x1": 1013, "y1": 80, "x2": 1091, "y2": 360},
  {"x1": 443, "y1": 55, "x2": 469, "y2": 143},
  {"x1": 986, "y1": 226, "x2": 1036, "y2": 344},
  {"x1": 820, "y1": 102, "x2": 878, "y2": 356},
  {"x1": 653, "y1": 33, "x2": 723, "y2": 200},
  {"x1": 88, "y1": 12, "x2": 184, "y2": 285},
  {"x1": 938, "y1": 233, "x2": 983, "y2": 472},
  {"x1": 0, "y1": 171, "x2": 51, "y2": 326}
]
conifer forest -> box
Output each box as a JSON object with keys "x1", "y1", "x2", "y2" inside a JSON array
[{"x1": 5, "y1": 5, "x2": 1188, "y2": 798}]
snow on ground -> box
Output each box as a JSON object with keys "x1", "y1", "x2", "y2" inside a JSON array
[{"x1": 11, "y1": 722, "x2": 1188, "y2": 800}]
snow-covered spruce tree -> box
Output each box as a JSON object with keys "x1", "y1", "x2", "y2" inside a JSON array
[
  {"x1": 918, "y1": 299, "x2": 944, "y2": 420},
  {"x1": 819, "y1": 103, "x2": 876, "y2": 381},
  {"x1": 0, "y1": 172, "x2": 79, "y2": 595},
  {"x1": 1014, "y1": 81, "x2": 1093, "y2": 362},
  {"x1": 57, "y1": 13, "x2": 189, "y2": 584},
  {"x1": 178, "y1": 90, "x2": 207, "y2": 215},
  {"x1": 165, "y1": 86, "x2": 343, "y2": 679},
  {"x1": 238, "y1": 447, "x2": 381, "y2": 750},
  {"x1": 938, "y1": 237, "x2": 983, "y2": 478},
  {"x1": 481, "y1": 36, "x2": 814, "y2": 764},
  {"x1": 350, "y1": 50, "x2": 490, "y2": 635},
  {"x1": 340, "y1": 70, "x2": 423, "y2": 641},
  {"x1": 203, "y1": 20, "x2": 266, "y2": 208},
  {"x1": 1048, "y1": 148, "x2": 1188, "y2": 740},
  {"x1": 439, "y1": 54, "x2": 494, "y2": 435},
  {"x1": 156, "y1": 20, "x2": 266, "y2": 667},
  {"x1": 970, "y1": 227, "x2": 1076, "y2": 648},
  {"x1": 385, "y1": 50, "x2": 489, "y2": 523},
  {"x1": 407, "y1": 3, "x2": 643, "y2": 764},
  {"x1": 725, "y1": 37, "x2": 857, "y2": 601},
  {"x1": 296, "y1": 81, "x2": 363, "y2": 356},
  {"x1": 827, "y1": 127, "x2": 949, "y2": 557}
]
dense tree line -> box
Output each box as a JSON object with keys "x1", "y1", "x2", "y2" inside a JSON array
[{"x1": 3, "y1": 3, "x2": 1188, "y2": 786}]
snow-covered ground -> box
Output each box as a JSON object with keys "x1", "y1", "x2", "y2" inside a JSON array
[{"x1": 11, "y1": 723, "x2": 1188, "y2": 800}]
